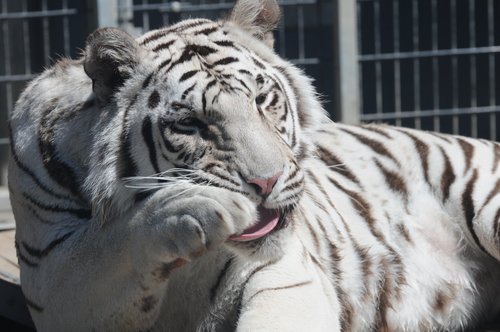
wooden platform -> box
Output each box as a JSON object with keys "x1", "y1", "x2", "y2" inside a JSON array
[
  {"x1": 0, "y1": 186, "x2": 18, "y2": 284},
  {"x1": 0, "y1": 230, "x2": 19, "y2": 284}
]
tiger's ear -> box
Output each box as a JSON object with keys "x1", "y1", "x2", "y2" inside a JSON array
[
  {"x1": 84, "y1": 28, "x2": 141, "y2": 104},
  {"x1": 225, "y1": 0, "x2": 280, "y2": 48}
]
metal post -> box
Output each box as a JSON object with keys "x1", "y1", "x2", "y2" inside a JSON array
[
  {"x1": 334, "y1": 0, "x2": 360, "y2": 124},
  {"x1": 96, "y1": 0, "x2": 119, "y2": 28}
]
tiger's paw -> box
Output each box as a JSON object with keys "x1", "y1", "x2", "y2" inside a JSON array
[{"x1": 134, "y1": 186, "x2": 256, "y2": 262}]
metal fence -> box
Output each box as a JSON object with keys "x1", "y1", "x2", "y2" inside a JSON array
[
  {"x1": 2, "y1": 0, "x2": 500, "y2": 186},
  {"x1": 121, "y1": 0, "x2": 336, "y2": 114},
  {"x1": 0, "y1": 0, "x2": 96, "y2": 184},
  {"x1": 357, "y1": 0, "x2": 500, "y2": 140}
]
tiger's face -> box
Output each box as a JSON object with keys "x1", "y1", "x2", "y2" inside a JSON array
[{"x1": 84, "y1": 3, "x2": 325, "y2": 257}]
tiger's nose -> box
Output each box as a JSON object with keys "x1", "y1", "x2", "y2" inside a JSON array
[{"x1": 246, "y1": 171, "x2": 283, "y2": 197}]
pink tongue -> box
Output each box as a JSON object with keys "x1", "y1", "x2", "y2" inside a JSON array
[{"x1": 229, "y1": 207, "x2": 280, "y2": 242}]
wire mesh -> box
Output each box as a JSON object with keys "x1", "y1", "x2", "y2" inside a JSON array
[{"x1": 358, "y1": 0, "x2": 500, "y2": 140}]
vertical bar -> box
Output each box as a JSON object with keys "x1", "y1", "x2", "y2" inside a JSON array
[
  {"x1": 374, "y1": 0, "x2": 382, "y2": 119},
  {"x1": 42, "y1": 0, "x2": 50, "y2": 67},
  {"x1": 142, "y1": 0, "x2": 150, "y2": 32},
  {"x1": 469, "y1": 0, "x2": 477, "y2": 138},
  {"x1": 393, "y1": 0, "x2": 401, "y2": 127},
  {"x1": 22, "y1": 0, "x2": 31, "y2": 75},
  {"x1": 451, "y1": 0, "x2": 459, "y2": 135},
  {"x1": 431, "y1": 0, "x2": 440, "y2": 132},
  {"x1": 97, "y1": 0, "x2": 119, "y2": 28},
  {"x1": 2, "y1": 0, "x2": 13, "y2": 117},
  {"x1": 334, "y1": 0, "x2": 360, "y2": 124},
  {"x1": 412, "y1": 0, "x2": 421, "y2": 129},
  {"x1": 63, "y1": 0, "x2": 70, "y2": 56},
  {"x1": 488, "y1": 0, "x2": 496, "y2": 140},
  {"x1": 357, "y1": 0, "x2": 363, "y2": 118},
  {"x1": 279, "y1": 4, "x2": 285, "y2": 58},
  {"x1": 297, "y1": 6, "x2": 305, "y2": 61}
]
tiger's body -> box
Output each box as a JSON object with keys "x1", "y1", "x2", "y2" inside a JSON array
[{"x1": 8, "y1": 0, "x2": 500, "y2": 331}]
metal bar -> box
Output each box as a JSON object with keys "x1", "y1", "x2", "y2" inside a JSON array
[
  {"x1": 22, "y1": 0, "x2": 31, "y2": 75},
  {"x1": 63, "y1": 0, "x2": 70, "y2": 56},
  {"x1": 0, "y1": 74, "x2": 36, "y2": 82},
  {"x1": 0, "y1": 9, "x2": 77, "y2": 20},
  {"x1": 289, "y1": 58, "x2": 320, "y2": 65},
  {"x1": 358, "y1": 45, "x2": 500, "y2": 61},
  {"x1": 488, "y1": 0, "x2": 496, "y2": 140},
  {"x1": 431, "y1": 0, "x2": 440, "y2": 132},
  {"x1": 97, "y1": 0, "x2": 118, "y2": 28},
  {"x1": 412, "y1": 0, "x2": 420, "y2": 129},
  {"x1": 469, "y1": 0, "x2": 477, "y2": 138},
  {"x1": 142, "y1": 0, "x2": 150, "y2": 32},
  {"x1": 451, "y1": 0, "x2": 458, "y2": 135},
  {"x1": 360, "y1": 106, "x2": 500, "y2": 122},
  {"x1": 357, "y1": 1, "x2": 363, "y2": 117},
  {"x1": 278, "y1": 3, "x2": 285, "y2": 58},
  {"x1": 374, "y1": 0, "x2": 382, "y2": 117},
  {"x1": 42, "y1": 0, "x2": 50, "y2": 68},
  {"x1": 0, "y1": 138, "x2": 9, "y2": 144},
  {"x1": 131, "y1": 0, "x2": 318, "y2": 13},
  {"x1": 2, "y1": 0, "x2": 13, "y2": 117},
  {"x1": 334, "y1": 0, "x2": 360, "y2": 124},
  {"x1": 393, "y1": 0, "x2": 401, "y2": 126},
  {"x1": 297, "y1": 6, "x2": 305, "y2": 61}
]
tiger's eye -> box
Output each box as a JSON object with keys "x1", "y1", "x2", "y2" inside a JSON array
[{"x1": 255, "y1": 94, "x2": 266, "y2": 105}]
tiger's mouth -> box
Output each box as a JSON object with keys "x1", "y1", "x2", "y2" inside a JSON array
[{"x1": 228, "y1": 205, "x2": 290, "y2": 242}]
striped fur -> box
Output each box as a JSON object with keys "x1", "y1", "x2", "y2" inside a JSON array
[{"x1": 8, "y1": 0, "x2": 500, "y2": 331}]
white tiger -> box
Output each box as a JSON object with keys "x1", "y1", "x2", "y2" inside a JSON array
[{"x1": 8, "y1": 0, "x2": 500, "y2": 331}]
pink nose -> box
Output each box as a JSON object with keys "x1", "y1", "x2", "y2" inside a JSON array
[{"x1": 246, "y1": 171, "x2": 283, "y2": 196}]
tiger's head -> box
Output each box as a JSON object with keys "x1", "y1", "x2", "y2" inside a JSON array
[{"x1": 83, "y1": 0, "x2": 328, "y2": 258}]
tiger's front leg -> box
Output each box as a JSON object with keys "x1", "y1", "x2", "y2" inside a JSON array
[{"x1": 19, "y1": 185, "x2": 255, "y2": 332}]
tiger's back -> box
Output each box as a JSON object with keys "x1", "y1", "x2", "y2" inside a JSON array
[{"x1": 8, "y1": 0, "x2": 500, "y2": 331}]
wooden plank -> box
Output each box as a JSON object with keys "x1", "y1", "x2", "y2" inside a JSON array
[{"x1": 0, "y1": 230, "x2": 19, "y2": 284}]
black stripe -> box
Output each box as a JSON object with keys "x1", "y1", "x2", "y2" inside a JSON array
[
  {"x1": 195, "y1": 26, "x2": 218, "y2": 35},
  {"x1": 439, "y1": 146, "x2": 456, "y2": 202},
  {"x1": 457, "y1": 138, "x2": 474, "y2": 175},
  {"x1": 152, "y1": 40, "x2": 176, "y2": 53},
  {"x1": 341, "y1": 127, "x2": 399, "y2": 166},
  {"x1": 142, "y1": 73, "x2": 154, "y2": 89},
  {"x1": 181, "y1": 83, "x2": 196, "y2": 100},
  {"x1": 140, "y1": 29, "x2": 169, "y2": 45},
  {"x1": 478, "y1": 179, "x2": 500, "y2": 215},
  {"x1": 238, "y1": 69, "x2": 252, "y2": 77},
  {"x1": 17, "y1": 250, "x2": 38, "y2": 268},
  {"x1": 119, "y1": 97, "x2": 139, "y2": 178},
  {"x1": 38, "y1": 102, "x2": 84, "y2": 199},
  {"x1": 142, "y1": 116, "x2": 160, "y2": 174},
  {"x1": 23, "y1": 192, "x2": 91, "y2": 219},
  {"x1": 252, "y1": 57, "x2": 265, "y2": 69},
  {"x1": 374, "y1": 159, "x2": 408, "y2": 202},
  {"x1": 213, "y1": 57, "x2": 239, "y2": 66},
  {"x1": 214, "y1": 40, "x2": 235, "y2": 47},
  {"x1": 148, "y1": 90, "x2": 160, "y2": 109},
  {"x1": 158, "y1": 59, "x2": 172, "y2": 71},
  {"x1": 23, "y1": 294, "x2": 44, "y2": 312},
  {"x1": 317, "y1": 145, "x2": 359, "y2": 184},
  {"x1": 22, "y1": 231, "x2": 75, "y2": 259},
  {"x1": 179, "y1": 70, "x2": 198, "y2": 82},
  {"x1": 398, "y1": 130, "x2": 430, "y2": 184},
  {"x1": 166, "y1": 45, "x2": 217, "y2": 74},
  {"x1": 492, "y1": 143, "x2": 500, "y2": 172},
  {"x1": 9, "y1": 124, "x2": 76, "y2": 203},
  {"x1": 210, "y1": 257, "x2": 233, "y2": 302},
  {"x1": 462, "y1": 169, "x2": 490, "y2": 255}
]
